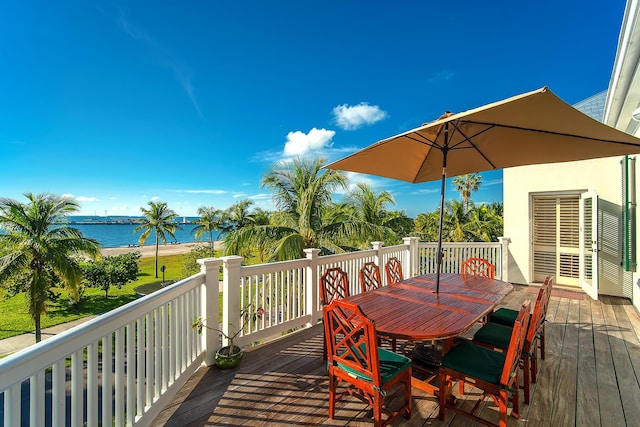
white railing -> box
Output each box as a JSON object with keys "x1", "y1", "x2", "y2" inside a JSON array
[
  {"x1": 0, "y1": 237, "x2": 510, "y2": 426},
  {"x1": 0, "y1": 273, "x2": 208, "y2": 427},
  {"x1": 417, "y1": 238, "x2": 509, "y2": 280}
]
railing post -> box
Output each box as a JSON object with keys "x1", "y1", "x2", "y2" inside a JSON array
[
  {"x1": 198, "y1": 257, "x2": 222, "y2": 367},
  {"x1": 371, "y1": 241, "x2": 384, "y2": 280},
  {"x1": 304, "y1": 248, "x2": 321, "y2": 325},
  {"x1": 498, "y1": 237, "x2": 511, "y2": 282},
  {"x1": 403, "y1": 237, "x2": 420, "y2": 278},
  {"x1": 221, "y1": 256, "x2": 244, "y2": 348}
]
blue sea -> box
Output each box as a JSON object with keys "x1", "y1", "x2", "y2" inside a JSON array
[{"x1": 65, "y1": 216, "x2": 218, "y2": 248}]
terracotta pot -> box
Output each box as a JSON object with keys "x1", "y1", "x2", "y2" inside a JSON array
[{"x1": 215, "y1": 345, "x2": 243, "y2": 369}]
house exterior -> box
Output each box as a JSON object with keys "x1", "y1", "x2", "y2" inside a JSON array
[{"x1": 503, "y1": 0, "x2": 640, "y2": 312}]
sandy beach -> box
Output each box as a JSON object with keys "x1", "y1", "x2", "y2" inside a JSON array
[{"x1": 101, "y1": 241, "x2": 222, "y2": 258}]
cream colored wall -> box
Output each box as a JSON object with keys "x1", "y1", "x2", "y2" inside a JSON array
[{"x1": 504, "y1": 156, "x2": 625, "y2": 293}]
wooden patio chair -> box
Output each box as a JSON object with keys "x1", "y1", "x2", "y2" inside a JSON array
[
  {"x1": 359, "y1": 262, "x2": 382, "y2": 293},
  {"x1": 461, "y1": 257, "x2": 495, "y2": 279},
  {"x1": 384, "y1": 257, "x2": 403, "y2": 284},
  {"x1": 324, "y1": 299, "x2": 412, "y2": 427},
  {"x1": 473, "y1": 276, "x2": 554, "y2": 403},
  {"x1": 438, "y1": 301, "x2": 531, "y2": 427},
  {"x1": 320, "y1": 267, "x2": 350, "y2": 359},
  {"x1": 359, "y1": 261, "x2": 399, "y2": 351}
]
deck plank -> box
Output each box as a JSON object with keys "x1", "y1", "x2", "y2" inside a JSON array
[
  {"x1": 592, "y1": 295, "x2": 626, "y2": 426},
  {"x1": 575, "y1": 296, "x2": 601, "y2": 426},
  {"x1": 525, "y1": 292, "x2": 562, "y2": 426},
  {"x1": 152, "y1": 289, "x2": 640, "y2": 427},
  {"x1": 550, "y1": 297, "x2": 579, "y2": 426},
  {"x1": 601, "y1": 295, "x2": 640, "y2": 426}
]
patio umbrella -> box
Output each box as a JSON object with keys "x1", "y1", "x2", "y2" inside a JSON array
[{"x1": 325, "y1": 86, "x2": 640, "y2": 293}]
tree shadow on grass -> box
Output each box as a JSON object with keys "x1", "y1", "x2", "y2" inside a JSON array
[{"x1": 48, "y1": 294, "x2": 138, "y2": 318}]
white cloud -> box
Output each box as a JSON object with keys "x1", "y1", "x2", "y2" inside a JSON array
[
  {"x1": 61, "y1": 193, "x2": 74, "y2": 199},
  {"x1": 333, "y1": 103, "x2": 388, "y2": 130},
  {"x1": 76, "y1": 196, "x2": 97, "y2": 202},
  {"x1": 151, "y1": 196, "x2": 160, "y2": 201},
  {"x1": 283, "y1": 128, "x2": 335, "y2": 156}
]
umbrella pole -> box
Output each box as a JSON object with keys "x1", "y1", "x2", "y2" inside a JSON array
[
  {"x1": 435, "y1": 124, "x2": 449, "y2": 294},
  {"x1": 435, "y1": 164, "x2": 446, "y2": 294}
]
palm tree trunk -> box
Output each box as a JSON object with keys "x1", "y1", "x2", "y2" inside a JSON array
[
  {"x1": 35, "y1": 314, "x2": 41, "y2": 343},
  {"x1": 155, "y1": 233, "x2": 159, "y2": 278}
]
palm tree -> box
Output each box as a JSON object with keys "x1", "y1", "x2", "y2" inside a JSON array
[
  {"x1": 0, "y1": 193, "x2": 100, "y2": 342},
  {"x1": 344, "y1": 183, "x2": 411, "y2": 248},
  {"x1": 134, "y1": 201, "x2": 181, "y2": 278},
  {"x1": 191, "y1": 206, "x2": 222, "y2": 251},
  {"x1": 452, "y1": 173, "x2": 482, "y2": 212},
  {"x1": 225, "y1": 157, "x2": 349, "y2": 261},
  {"x1": 218, "y1": 200, "x2": 255, "y2": 235}
]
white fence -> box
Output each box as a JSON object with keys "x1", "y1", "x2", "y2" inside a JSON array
[{"x1": 0, "y1": 237, "x2": 508, "y2": 426}]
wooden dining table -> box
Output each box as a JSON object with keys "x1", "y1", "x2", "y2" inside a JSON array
[{"x1": 345, "y1": 272, "x2": 513, "y2": 394}]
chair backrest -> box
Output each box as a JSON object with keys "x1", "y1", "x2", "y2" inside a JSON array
[
  {"x1": 323, "y1": 299, "x2": 381, "y2": 386},
  {"x1": 385, "y1": 257, "x2": 403, "y2": 284},
  {"x1": 359, "y1": 262, "x2": 381, "y2": 293},
  {"x1": 320, "y1": 267, "x2": 350, "y2": 306},
  {"x1": 540, "y1": 275, "x2": 554, "y2": 324},
  {"x1": 500, "y1": 300, "x2": 531, "y2": 386},
  {"x1": 526, "y1": 284, "x2": 548, "y2": 347},
  {"x1": 529, "y1": 275, "x2": 553, "y2": 342},
  {"x1": 461, "y1": 257, "x2": 495, "y2": 279}
]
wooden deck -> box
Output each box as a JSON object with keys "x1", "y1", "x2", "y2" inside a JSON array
[{"x1": 152, "y1": 285, "x2": 640, "y2": 426}]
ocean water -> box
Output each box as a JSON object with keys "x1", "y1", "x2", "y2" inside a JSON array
[
  {"x1": 70, "y1": 223, "x2": 214, "y2": 248},
  {"x1": 68, "y1": 217, "x2": 218, "y2": 248}
]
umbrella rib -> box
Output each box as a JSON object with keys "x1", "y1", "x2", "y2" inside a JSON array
[
  {"x1": 404, "y1": 132, "x2": 441, "y2": 149},
  {"x1": 465, "y1": 120, "x2": 640, "y2": 147},
  {"x1": 448, "y1": 121, "x2": 499, "y2": 169}
]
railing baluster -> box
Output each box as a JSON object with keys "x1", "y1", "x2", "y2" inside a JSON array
[
  {"x1": 30, "y1": 371, "x2": 44, "y2": 427},
  {"x1": 102, "y1": 335, "x2": 113, "y2": 427},
  {"x1": 71, "y1": 350, "x2": 83, "y2": 427},
  {"x1": 87, "y1": 341, "x2": 99, "y2": 426}
]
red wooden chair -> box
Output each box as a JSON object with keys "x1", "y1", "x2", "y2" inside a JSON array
[
  {"x1": 324, "y1": 299, "x2": 412, "y2": 426},
  {"x1": 320, "y1": 267, "x2": 350, "y2": 359},
  {"x1": 438, "y1": 301, "x2": 531, "y2": 427},
  {"x1": 320, "y1": 267, "x2": 350, "y2": 306},
  {"x1": 384, "y1": 257, "x2": 403, "y2": 284},
  {"x1": 461, "y1": 257, "x2": 495, "y2": 279},
  {"x1": 359, "y1": 262, "x2": 382, "y2": 293},
  {"x1": 474, "y1": 276, "x2": 554, "y2": 403},
  {"x1": 359, "y1": 261, "x2": 398, "y2": 350}
]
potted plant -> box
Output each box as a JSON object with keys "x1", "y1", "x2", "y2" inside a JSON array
[{"x1": 193, "y1": 304, "x2": 264, "y2": 369}]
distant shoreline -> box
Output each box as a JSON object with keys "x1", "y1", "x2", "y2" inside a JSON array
[{"x1": 100, "y1": 241, "x2": 222, "y2": 258}]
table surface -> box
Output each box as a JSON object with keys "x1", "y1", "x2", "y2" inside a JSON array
[{"x1": 345, "y1": 273, "x2": 513, "y2": 341}]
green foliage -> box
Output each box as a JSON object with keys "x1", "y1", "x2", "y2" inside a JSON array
[
  {"x1": 134, "y1": 201, "x2": 182, "y2": 278},
  {"x1": 191, "y1": 206, "x2": 224, "y2": 250},
  {"x1": 414, "y1": 201, "x2": 503, "y2": 243},
  {"x1": 181, "y1": 244, "x2": 218, "y2": 277},
  {"x1": 0, "y1": 252, "x2": 186, "y2": 340},
  {"x1": 452, "y1": 173, "x2": 483, "y2": 212},
  {"x1": 81, "y1": 252, "x2": 141, "y2": 298},
  {"x1": 0, "y1": 193, "x2": 101, "y2": 342}
]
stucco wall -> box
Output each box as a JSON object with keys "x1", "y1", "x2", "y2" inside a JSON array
[{"x1": 504, "y1": 156, "x2": 628, "y2": 295}]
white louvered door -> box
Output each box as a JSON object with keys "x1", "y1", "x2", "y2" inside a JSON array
[
  {"x1": 580, "y1": 191, "x2": 599, "y2": 299},
  {"x1": 532, "y1": 195, "x2": 581, "y2": 286}
]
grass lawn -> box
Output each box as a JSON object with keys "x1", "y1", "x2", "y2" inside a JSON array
[{"x1": 0, "y1": 253, "x2": 188, "y2": 340}]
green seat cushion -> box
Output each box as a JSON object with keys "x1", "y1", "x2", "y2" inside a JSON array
[
  {"x1": 441, "y1": 341, "x2": 506, "y2": 385},
  {"x1": 337, "y1": 346, "x2": 411, "y2": 385},
  {"x1": 473, "y1": 322, "x2": 512, "y2": 349},
  {"x1": 489, "y1": 308, "x2": 518, "y2": 326}
]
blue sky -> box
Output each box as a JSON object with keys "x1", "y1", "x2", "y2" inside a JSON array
[{"x1": 0, "y1": 1, "x2": 625, "y2": 218}]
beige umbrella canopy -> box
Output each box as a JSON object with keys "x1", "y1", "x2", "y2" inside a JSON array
[{"x1": 325, "y1": 86, "x2": 640, "y2": 292}]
